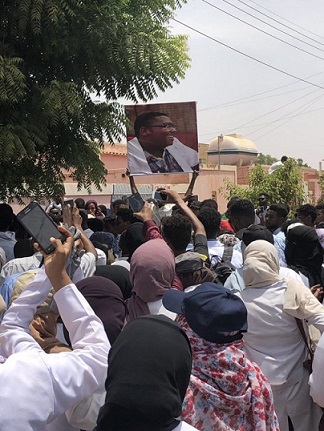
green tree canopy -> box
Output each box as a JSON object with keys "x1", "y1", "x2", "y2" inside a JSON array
[
  {"x1": 0, "y1": 0, "x2": 189, "y2": 201},
  {"x1": 255, "y1": 153, "x2": 278, "y2": 165},
  {"x1": 221, "y1": 158, "x2": 306, "y2": 210}
]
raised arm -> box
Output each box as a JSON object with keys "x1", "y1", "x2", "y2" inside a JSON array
[
  {"x1": 126, "y1": 168, "x2": 139, "y2": 195},
  {"x1": 72, "y1": 205, "x2": 98, "y2": 260},
  {"x1": 162, "y1": 189, "x2": 206, "y2": 237},
  {"x1": 133, "y1": 202, "x2": 162, "y2": 241},
  {"x1": 184, "y1": 170, "x2": 199, "y2": 199}
]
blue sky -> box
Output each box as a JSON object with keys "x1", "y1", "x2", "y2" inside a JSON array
[{"x1": 142, "y1": 0, "x2": 324, "y2": 168}]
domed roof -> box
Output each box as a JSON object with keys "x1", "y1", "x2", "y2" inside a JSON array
[
  {"x1": 207, "y1": 134, "x2": 258, "y2": 167},
  {"x1": 208, "y1": 134, "x2": 258, "y2": 153}
]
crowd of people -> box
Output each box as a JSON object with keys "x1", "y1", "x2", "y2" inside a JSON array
[{"x1": 1, "y1": 183, "x2": 324, "y2": 431}]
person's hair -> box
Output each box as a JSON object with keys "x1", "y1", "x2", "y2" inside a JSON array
[
  {"x1": 258, "y1": 192, "x2": 270, "y2": 199},
  {"x1": 91, "y1": 240, "x2": 109, "y2": 260},
  {"x1": 0, "y1": 203, "x2": 14, "y2": 231},
  {"x1": 112, "y1": 199, "x2": 128, "y2": 209},
  {"x1": 104, "y1": 215, "x2": 117, "y2": 229},
  {"x1": 229, "y1": 199, "x2": 255, "y2": 225},
  {"x1": 200, "y1": 198, "x2": 218, "y2": 211},
  {"x1": 14, "y1": 239, "x2": 35, "y2": 258},
  {"x1": 198, "y1": 207, "x2": 221, "y2": 239},
  {"x1": 116, "y1": 208, "x2": 134, "y2": 223},
  {"x1": 281, "y1": 156, "x2": 288, "y2": 163},
  {"x1": 134, "y1": 111, "x2": 168, "y2": 137},
  {"x1": 98, "y1": 204, "x2": 107, "y2": 216},
  {"x1": 269, "y1": 203, "x2": 289, "y2": 219},
  {"x1": 75, "y1": 198, "x2": 85, "y2": 209},
  {"x1": 227, "y1": 196, "x2": 241, "y2": 209},
  {"x1": 85, "y1": 199, "x2": 98, "y2": 210},
  {"x1": 78, "y1": 209, "x2": 89, "y2": 230},
  {"x1": 296, "y1": 204, "x2": 317, "y2": 223},
  {"x1": 161, "y1": 214, "x2": 192, "y2": 251},
  {"x1": 88, "y1": 218, "x2": 104, "y2": 232},
  {"x1": 281, "y1": 217, "x2": 300, "y2": 236},
  {"x1": 315, "y1": 203, "x2": 324, "y2": 212}
]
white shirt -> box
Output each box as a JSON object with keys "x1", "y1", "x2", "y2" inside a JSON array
[
  {"x1": 237, "y1": 280, "x2": 324, "y2": 386},
  {"x1": 0, "y1": 269, "x2": 110, "y2": 431},
  {"x1": 310, "y1": 332, "x2": 324, "y2": 407},
  {"x1": 127, "y1": 137, "x2": 199, "y2": 175},
  {"x1": 225, "y1": 266, "x2": 305, "y2": 292},
  {"x1": 0, "y1": 247, "x2": 6, "y2": 269},
  {"x1": 268, "y1": 160, "x2": 283, "y2": 174},
  {"x1": 207, "y1": 239, "x2": 243, "y2": 269},
  {"x1": 0, "y1": 253, "x2": 42, "y2": 287},
  {"x1": 0, "y1": 231, "x2": 16, "y2": 262}
]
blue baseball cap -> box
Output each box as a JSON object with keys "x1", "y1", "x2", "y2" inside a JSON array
[{"x1": 162, "y1": 282, "x2": 247, "y2": 344}]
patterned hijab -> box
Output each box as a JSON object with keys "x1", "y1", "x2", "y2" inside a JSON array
[
  {"x1": 127, "y1": 239, "x2": 175, "y2": 321},
  {"x1": 178, "y1": 315, "x2": 279, "y2": 431},
  {"x1": 243, "y1": 240, "x2": 281, "y2": 288}
]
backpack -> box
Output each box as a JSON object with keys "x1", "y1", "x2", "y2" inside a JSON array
[{"x1": 209, "y1": 245, "x2": 236, "y2": 285}]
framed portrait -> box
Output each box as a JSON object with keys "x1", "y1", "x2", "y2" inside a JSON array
[{"x1": 125, "y1": 101, "x2": 199, "y2": 175}]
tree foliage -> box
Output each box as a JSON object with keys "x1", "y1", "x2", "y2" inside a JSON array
[
  {"x1": 0, "y1": 0, "x2": 189, "y2": 201},
  {"x1": 221, "y1": 158, "x2": 307, "y2": 210},
  {"x1": 318, "y1": 173, "x2": 324, "y2": 203},
  {"x1": 255, "y1": 153, "x2": 278, "y2": 165}
]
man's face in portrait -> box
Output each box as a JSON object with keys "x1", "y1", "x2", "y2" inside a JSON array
[{"x1": 139, "y1": 116, "x2": 176, "y2": 150}]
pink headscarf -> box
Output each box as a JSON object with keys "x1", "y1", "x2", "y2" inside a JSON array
[
  {"x1": 178, "y1": 315, "x2": 279, "y2": 431},
  {"x1": 127, "y1": 239, "x2": 175, "y2": 321}
]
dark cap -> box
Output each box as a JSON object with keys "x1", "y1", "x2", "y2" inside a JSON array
[
  {"x1": 242, "y1": 224, "x2": 274, "y2": 247},
  {"x1": 162, "y1": 282, "x2": 247, "y2": 344}
]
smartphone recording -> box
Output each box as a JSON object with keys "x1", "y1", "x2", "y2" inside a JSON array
[{"x1": 17, "y1": 202, "x2": 66, "y2": 254}]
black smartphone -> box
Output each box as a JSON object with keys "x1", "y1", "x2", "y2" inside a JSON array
[
  {"x1": 127, "y1": 193, "x2": 144, "y2": 212},
  {"x1": 63, "y1": 199, "x2": 74, "y2": 208},
  {"x1": 154, "y1": 191, "x2": 167, "y2": 201},
  {"x1": 17, "y1": 201, "x2": 66, "y2": 254}
]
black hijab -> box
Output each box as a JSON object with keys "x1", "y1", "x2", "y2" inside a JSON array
[
  {"x1": 285, "y1": 224, "x2": 324, "y2": 287},
  {"x1": 64, "y1": 276, "x2": 126, "y2": 345},
  {"x1": 95, "y1": 315, "x2": 192, "y2": 431},
  {"x1": 95, "y1": 265, "x2": 133, "y2": 300},
  {"x1": 125, "y1": 222, "x2": 146, "y2": 261}
]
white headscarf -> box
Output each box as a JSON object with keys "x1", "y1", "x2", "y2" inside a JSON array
[{"x1": 243, "y1": 240, "x2": 281, "y2": 288}]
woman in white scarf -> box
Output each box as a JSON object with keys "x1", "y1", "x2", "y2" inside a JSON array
[{"x1": 238, "y1": 240, "x2": 324, "y2": 431}]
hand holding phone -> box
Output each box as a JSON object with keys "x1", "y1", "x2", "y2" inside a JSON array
[
  {"x1": 17, "y1": 202, "x2": 67, "y2": 254},
  {"x1": 154, "y1": 191, "x2": 167, "y2": 201},
  {"x1": 127, "y1": 193, "x2": 144, "y2": 212},
  {"x1": 132, "y1": 201, "x2": 154, "y2": 222},
  {"x1": 38, "y1": 225, "x2": 74, "y2": 292}
]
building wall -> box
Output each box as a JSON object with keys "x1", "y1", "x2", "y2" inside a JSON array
[{"x1": 64, "y1": 145, "x2": 236, "y2": 212}]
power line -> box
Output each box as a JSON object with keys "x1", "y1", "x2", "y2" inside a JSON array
[
  {"x1": 199, "y1": 83, "x2": 320, "y2": 111},
  {"x1": 224, "y1": 84, "x2": 321, "y2": 134},
  {"x1": 201, "y1": 0, "x2": 324, "y2": 61},
  {"x1": 236, "y1": 0, "x2": 324, "y2": 47},
  {"x1": 247, "y1": 93, "x2": 323, "y2": 137},
  {"x1": 172, "y1": 18, "x2": 324, "y2": 91},
  {"x1": 245, "y1": 0, "x2": 324, "y2": 41},
  {"x1": 250, "y1": 95, "x2": 323, "y2": 141},
  {"x1": 233, "y1": 105, "x2": 324, "y2": 130},
  {"x1": 200, "y1": 104, "x2": 324, "y2": 141},
  {"x1": 219, "y1": 0, "x2": 324, "y2": 53},
  {"x1": 200, "y1": 83, "x2": 323, "y2": 138},
  {"x1": 198, "y1": 70, "x2": 324, "y2": 112}
]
